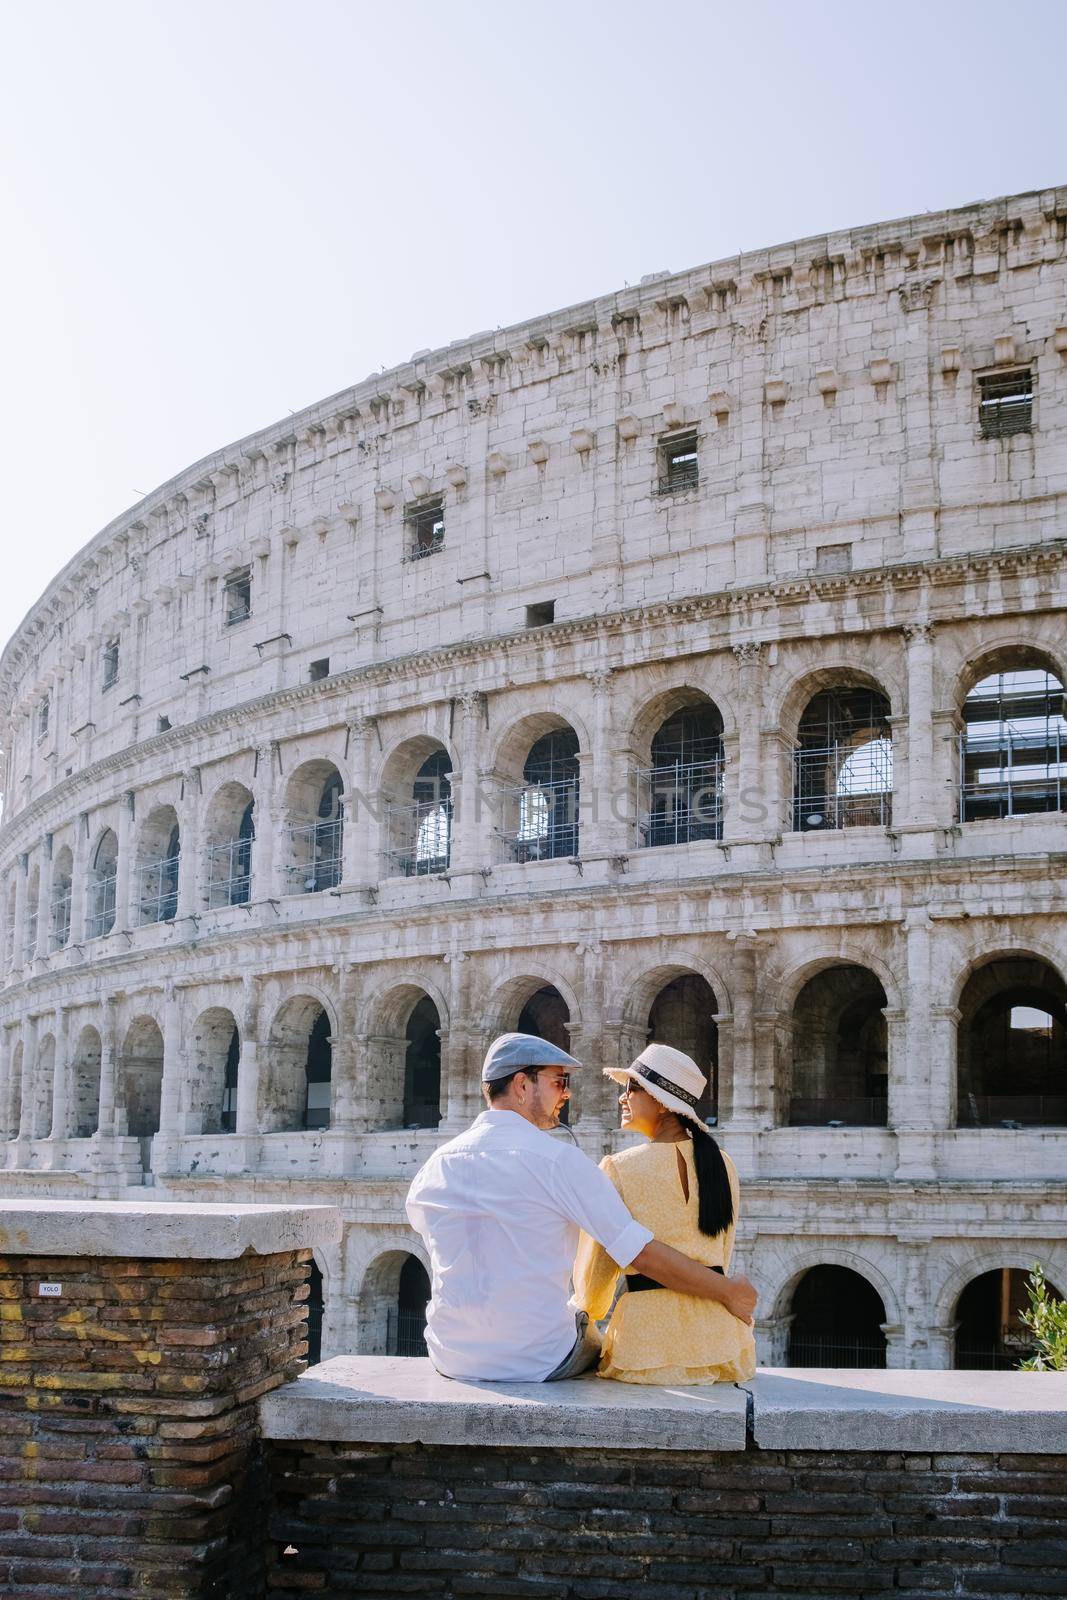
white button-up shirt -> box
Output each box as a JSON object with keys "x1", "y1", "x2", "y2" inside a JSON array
[{"x1": 406, "y1": 1109, "x2": 653, "y2": 1381}]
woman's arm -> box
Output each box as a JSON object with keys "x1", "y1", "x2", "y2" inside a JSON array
[
  {"x1": 573, "y1": 1158, "x2": 625, "y2": 1319},
  {"x1": 629, "y1": 1239, "x2": 757, "y2": 1324}
]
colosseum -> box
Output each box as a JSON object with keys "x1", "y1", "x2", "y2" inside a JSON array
[{"x1": 1, "y1": 187, "x2": 1065, "y2": 1371}]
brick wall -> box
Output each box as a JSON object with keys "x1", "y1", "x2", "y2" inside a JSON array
[
  {"x1": 265, "y1": 1440, "x2": 1067, "y2": 1599},
  {"x1": 0, "y1": 1246, "x2": 311, "y2": 1599}
]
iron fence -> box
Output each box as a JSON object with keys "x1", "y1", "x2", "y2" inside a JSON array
[
  {"x1": 958, "y1": 1094, "x2": 1067, "y2": 1128},
  {"x1": 635, "y1": 758, "x2": 723, "y2": 846},
  {"x1": 386, "y1": 1307, "x2": 428, "y2": 1358},
  {"x1": 86, "y1": 875, "x2": 117, "y2": 940},
  {"x1": 287, "y1": 817, "x2": 343, "y2": 893},
  {"x1": 206, "y1": 838, "x2": 253, "y2": 907},
  {"x1": 384, "y1": 798, "x2": 453, "y2": 877},
  {"x1": 959, "y1": 729, "x2": 1066, "y2": 820},
  {"x1": 791, "y1": 740, "x2": 893, "y2": 831},
  {"x1": 788, "y1": 1335, "x2": 887, "y2": 1368},
  {"x1": 788, "y1": 1096, "x2": 889, "y2": 1127},
  {"x1": 136, "y1": 855, "x2": 180, "y2": 924},
  {"x1": 50, "y1": 889, "x2": 71, "y2": 951},
  {"x1": 501, "y1": 779, "x2": 580, "y2": 862}
]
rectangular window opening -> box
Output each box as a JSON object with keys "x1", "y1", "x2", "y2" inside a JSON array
[
  {"x1": 658, "y1": 431, "x2": 699, "y2": 495},
  {"x1": 308, "y1": 658, "x2": 330, "y2": 681},
  {"x1": 405, "y1": 498, "x2": 445, "y2": 561},
  {"x1": 223, "y1": 566, "x2": 252, "y2": 626},
  {"x1": 525, "y1": 601, "x2": 555, "y2": 628},
  {"x1": 979, "y1": 369, "x2": 1032, "y2": 438},
  {"x1": 157, "y1": 715, "x2": 172, "y2": 733},
  {"x1": 102, "y1": 638, "x2": 120, "y2": 691}
]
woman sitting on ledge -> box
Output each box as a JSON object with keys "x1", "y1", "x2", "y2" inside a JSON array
[{"x1": 574, "y1": 1044, "x2": 757, "y2": 1385}]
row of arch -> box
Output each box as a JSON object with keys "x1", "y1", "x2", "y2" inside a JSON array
[
  {"x1": 6, "y1": 649, "x2": 1065, "y2": 962},
  {"x1": 6, "y1": 947, "x2": 1064, "y2": 1147},
  {"x1": 325, "y1": 1252, "x2": 1061, "y2": 1373}
]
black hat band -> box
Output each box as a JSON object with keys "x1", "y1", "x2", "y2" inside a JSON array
[{"x1": 633, "y1": 1066, "x2": 700, "y2": 1109}]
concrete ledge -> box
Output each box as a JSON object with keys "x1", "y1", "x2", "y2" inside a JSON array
[
  {"x1": 259, "y1": 1358, "x2": 1067, "y2": 1455},
  {"x1": 0, "y1": 1198, "x2": 342, "y2": 1259},
  {"x1": 258, "y1": 1355, "x2": 749, "y2": 1451},
  {"x1": 743, "y1": 1368, "x2": 1067, "y2": 1452}
]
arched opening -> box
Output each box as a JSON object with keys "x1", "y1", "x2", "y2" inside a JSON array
[
  {"x1": 285, "y1": 762, "x2": 343, "y2": 894},
  {"x1": 32, "y1": 1033, "x2": 55, "y2": 1139},
  {"x1": 24, "y1": 866, "x2": 39, "y2": 962},
  {"x1": 403, "y1": 996, "x2": 441, "y2": 1127},
  {"x1": 788, "y1": 1265, "x2": 888, "y2": 1367},
  {"x1": 306, "y1": 1262, "x2": 324, "y2": 1367},
  {"x1": 960, "y1": 661, "x2": 1067, "y2": 821},
  {"x1": 788, "y1": 965, "x2": 888, "y2": 1126},
  {"x1": 384, "y1": 745, "x2": 453, "y2": 877},
  {"x1": 262, "y1": 998, "x2": 332, "y2": 1133},
  {"x1": 50, "y1": 846, "x2": 73, "y2": 951},
  {"x1": 87, "y1": 830, "x2": 118, "y2": 939},
  {"x1": 517, "y1": 984, "x2": 572, "y2": 1124},
  {"x1": 72, "y1": 1025, "x2": 101, "y2": 1138},
  {"x1": 954, "y1": 1267, "x2": 1063, "y2": 1369},
  {"x1": 957, "y1": 956, "x2": 1067, "y2": 1127},
  {"x1": 507, "y1": 727, "x2": 580, "y2": 862},
  {"x1": 648, "y1": 973, "x2": 719, "y2": 1122},
  {"x1": 792, "y1": 684, "x2": 892, "y2": 831},
  {"x1": 119, "y1": 1017, "x2": 164, "y2": 1167},
  {"x1": 393, "y1": 1256, "x2": 431, "y2": 1357},
  {"x1": 136, "y1": 806, "x2": 180, "y2": 924},
  {"x1": 205, "y1": 783, "x2": 255, "y2": 907},
  {"x1": 188, "y1": 1009, "x2": 240, "y2": 1135},
  {"x1": 638, "y1": 701, "x2": 725, "y2": 848}
]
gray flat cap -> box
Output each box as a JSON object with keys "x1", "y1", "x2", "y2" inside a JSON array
[{"x1": 481, "y1": 1032, "x2": 581, "y2": 1082}]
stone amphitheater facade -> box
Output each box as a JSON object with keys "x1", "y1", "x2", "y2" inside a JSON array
[{"x1": 1, "y1": 187, "x2": 1066, "y2": 1368}]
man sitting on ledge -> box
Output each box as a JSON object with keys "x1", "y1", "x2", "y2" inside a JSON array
[{"x1": 406, "y1": 1033, "x2": 758, "y2": 1382}]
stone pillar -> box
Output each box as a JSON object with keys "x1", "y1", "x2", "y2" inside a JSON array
[
  {"x1": 235, "y1": 976, "x2": 262, "y2": 1145},
  {"x1": 95, "y1": 997, "x2": 119, "y2": 1138},
  {"x1": 153, "y1": 983, "x2": 184, "y2": 1173},
  {"x1": 581, "y1": 669, "x2": 631, "y2": 859},
  {"x1": 329, "y1": 964, "x2": 362, "y2": 1141},
  {"x1": 12, "y1": 853, "x2": 27, "y2": 974},
  {"x1": 572, "y1": 940, "x2": 610, "y2": 1151},
  {"x1": 343, "y1": 715, "x2": 379, "y2": 888},
  {"x1": 16, "y1": 1014, "x2": 37, "y2": 1143},
  {"x1": 34, "y1": 838, "x2": 52, "y2": 961},
  {"x1": 726, "y1": 643, "x2": 768, "y2": 845},
  {"x1": 251, "y1": 742, "x2": 279, "y2": 902},
  {"x1": 70, "y1": 811, "x2": 90, "y2": 944},
  {"x1": 177, "y1": 768, "x2": 201, "y2": 920},
  {"x1": 439, "y1": 950, "x2": 479, "y2": 1131},
  {"x1": 114, "y1": 790, "x2": 135, "y2": 933},
  {"x1": 931, "y1": 1003, "x2": 961, "y2": 1130},
  {"x1": 49, "y1": 1005, "x2": 71, "y2": 1144},
  {"x1": 0, "y1": 1199, "x2": 340, "y2": 1600},
  {"x1": 901, "y1": 624, "x2": 937, "y2": 830},
  {"x1": 0, "y1": 1026, "x2": 12, "y2": 1141},
  {"x1": 722, "y1": 934, "x2": 761, "y2": 1130},
  {"x1": 893, "y1": 910, "x2": 938, "y2": 1179},
  {"x1": 451, "y1": 692, "x2": 489, "y2": 877}
]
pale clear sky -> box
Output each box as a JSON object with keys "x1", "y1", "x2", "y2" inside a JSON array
[{"x1": 1, "y1": 0, "x2": 1064, "y2": 653}]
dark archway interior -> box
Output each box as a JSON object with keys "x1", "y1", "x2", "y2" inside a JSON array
[
  {"x1": 303, "y1": 1010, "x2": 332, "y2": 1130},
  {"x1": 957, "y1": 958, "x2": 1067, "y2": 1127},
  {"x1": 221, "y1": 1024, "x2": 240, "y2": 1133},
  {"x1": 517, "y1": 984, "x2": 571, "y2": 1124},
  {"x1": 394, "y1": 1256, "x2": 430, "y2": 1358},
  {"x1": 645, "y1": 705, "x2": 724, "y2": 846},
  {"x1": 648, "y1": 973, "x2": 718, "y2": 1122},
  {"x1": 306, "y1": 1262, "x2": 324, "y2": 1367},
  {"x1": 788, "y1": 1264, "x2": 888, "y2": 1368},
  {"x1": 789, "y1": 966, "x2": 888, "y2": 1126},
  {"x1": 403, "y1": 995, "x2": 441, "y2": 1127},
  {"x1": 954, "y1": 1267, "x2": 1062, "y2": 1369}
]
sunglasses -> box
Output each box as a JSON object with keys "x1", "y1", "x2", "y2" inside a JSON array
[
  {"x1": 527, "y1": 1069, "x2": 570, "y2": 1089},
  {"x1": 620, "y1": 1079, "x2": 648, "y2": 1098}
]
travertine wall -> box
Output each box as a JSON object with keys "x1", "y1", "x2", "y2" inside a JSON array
[{"x1": 1, "y1": 188, "x2": 1067, "y2": 1366}]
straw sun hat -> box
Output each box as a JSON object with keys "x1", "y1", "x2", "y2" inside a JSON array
[{"x1": 604, "y1": 1042, "x2": 713, "y2": 1132}]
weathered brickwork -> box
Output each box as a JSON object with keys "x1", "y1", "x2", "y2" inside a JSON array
[
  {"x1": 0, "y1": 1247, "x2": 310, "y2": 1598},
  {"x1": 2, "y1": 186, "x2": 1067, "y2": 1366},
  {"x1": 265, "y1": 1440, "x2": 1067, "y2": 1599}
]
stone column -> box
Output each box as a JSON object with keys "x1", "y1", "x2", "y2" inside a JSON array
[
  {"x1": 343, "y1": 715, "x2": 379, "y2": 888},
  {"x1": 12, "y1": 853, "x2": 27, "y2": 974},
  {"x1": 439, "y1": 950, "x2": 478, "y2": 1131},
  {"x1": 115, "y1": 791, "x2": 135, "y2": 933},
  {"x1": 34, "y1": 839, "x2": 52, "y2": 961},
  {"x1": 722, "y1": 933, "x2": 761, "y2": 1129},
  {"x1": 235, "y1": 975, "x2": 262, "y2": 1146},
  {"x1": 726, "y1": 643, "x2": 768, "y2": 844},
  {"x1": 931, "y1": 1003, "x2": 961, "y2": 1131},
  {"x1": 328, "y1": 964, "x2": 363, "y2": 1142},
  {"x1": 96, "y1": 996, "x2": 120, "y2": 1137},
  {"x1": 581, "y1": 669, "x2": 632, "y2": 860},
  {"x1": 901, "y1": 624, "x2": 937, "y2": 830},
  {"x1": 70, "y1": 812, "x2": 90, "y2": 944},
  {"x1": 177, "y1": 769, "x2": 202, "y2": 920},
  {"x1": 155, "y1": 983, "x2": 184, "y2": 1171},
  {"x1": 0, "y1": 1027, "x2": 12, "y2": 1141},
  {"x1": 572, "y1": 940, "x2": 611, "y2": 1152},
  {"x1": 893, "y1": 909, "x2": 938, "y2": 1179},
  {"x1": 251, "y1": 742, "x2": 279, "y2": 902},
  {"x1": 451, "y1": 692, "x2": 489, "y2": 877},
  {"x1": 49, "y1": 1005, "x2": 71, "y2": 1144}
]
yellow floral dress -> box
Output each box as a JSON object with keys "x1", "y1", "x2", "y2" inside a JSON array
[{"x1": 573, "y1": 1139, "x2": 756, "y2": 1385}]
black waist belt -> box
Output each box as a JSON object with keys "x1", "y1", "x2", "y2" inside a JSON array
[{"x1": 626, "y1": 1266, "x2": 723, "y2": 1292}]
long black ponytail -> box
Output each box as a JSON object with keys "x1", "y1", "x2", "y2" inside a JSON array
[{"x1": 690, "y1": 1123, "x2": 734, "y2": 1237}]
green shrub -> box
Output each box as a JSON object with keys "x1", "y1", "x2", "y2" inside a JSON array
[{"x1": 1018, "y1": 1264, "x2": 1067, "y2": 1371}]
